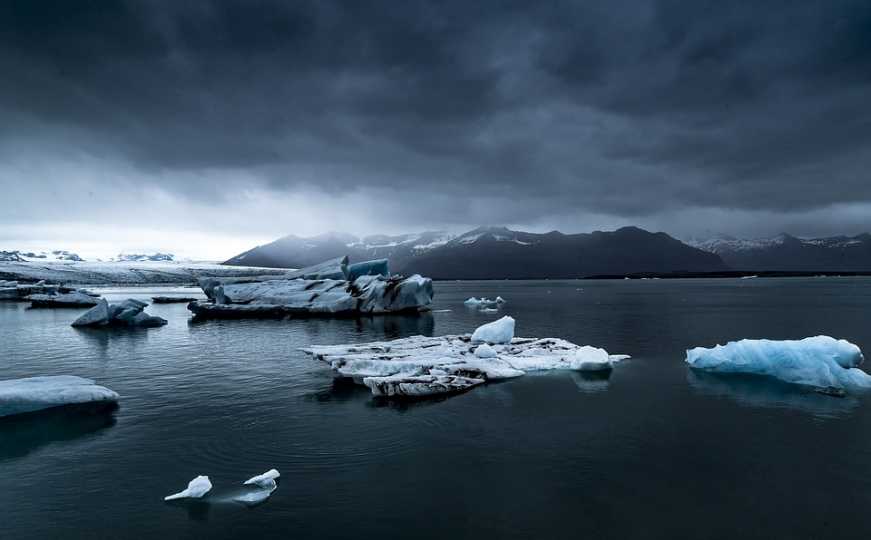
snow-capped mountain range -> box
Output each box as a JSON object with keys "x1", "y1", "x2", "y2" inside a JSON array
[
  {"x1": 224, "y1": 226, "x2": 728, "y2": 278},
  {"x1": 686, "y1": 233, "x2": 871, "y2": 271}
]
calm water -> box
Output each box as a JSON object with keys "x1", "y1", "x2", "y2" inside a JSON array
[{"x1": 3, "y1": 278, "x2": 871, "y2": 539}]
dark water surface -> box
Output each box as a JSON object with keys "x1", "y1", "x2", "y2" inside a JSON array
[{"x1": 3, "y1": 278, "x2": 871, "y2": 539}]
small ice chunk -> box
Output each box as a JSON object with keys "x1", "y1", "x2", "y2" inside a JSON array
[
  {"x1": 164, "y1": 475, "x2": 212, "y2": 501},
  {"x1": 463, "y1": 296, "x2": 505, "y2": 309},
  {"x1": 474, "y1": 343, "x2": 498, "y2": 358},
  {"x1": 243, "y1": 469, "x2": 280, "y2": 488},
  {"x1": 471, "y1": 316, "x2": 515, "y2": 344},
  {"x1": 571, "y1": 346, "x2": 615, "y2": 371}
]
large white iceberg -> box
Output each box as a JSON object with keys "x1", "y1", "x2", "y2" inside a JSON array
[
  {"x1": 303, "y1": 319, "x2": 627, "y2": 398},
  {"x1": 0, "y1": 376, "x2": 119, "y2": 417},
  {"x1": 685, "y1": 336, "x2": 871, "y2": 395},
  {"x1": 189, "y1": 257, "x2": 433, "y2": 319},
  {"x1": 164, "y1": 475, "x2": 212, "y2": 501}
]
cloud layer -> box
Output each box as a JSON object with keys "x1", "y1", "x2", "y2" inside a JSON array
[{"x1": 2, "y1": 1, "x2": 871, "y2": 257}]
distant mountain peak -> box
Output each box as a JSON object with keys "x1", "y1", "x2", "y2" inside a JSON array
[{"x1": 223, "y1": 225, "x2": 727, "y2": 277}]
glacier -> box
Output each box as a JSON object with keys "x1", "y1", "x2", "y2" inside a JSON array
[
  {"x1": 164, "y1": 476, "x2": 212, "y2": 501},
  {"x1": 0, "y1": 376, "x2": 119, "y2": 417},
  {"x1": 188, "y1": 256, "x2": 433, "y2": 319},
  {"x1": 302, "y1": 318, "x2": 627, "y2": 398},
  {"x1": 72, "y1": 298, "x2": 168, "y2": 328},
  {"x1": 685, "y1": 336, "x2": 871, "y2": 395},
  {"x1": 0, "y1": 260, "x2": 288, "y2": 286}
]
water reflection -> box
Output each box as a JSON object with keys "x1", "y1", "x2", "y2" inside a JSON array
[
  {"x1": 0, "y1": 404, "x2": 118, "y2": 462},
  {"x1": 571, "y1": 370, "x2": 612, "y2": 393},
  {"x1": 164, "y1": 499, "x2": 211, "y2": 522},
  {"x1": 310, "y1": 377, "x2": 372, "y2": 403},
  {"x1": 686, "y1": 369, "x2": 860, "y2": 419},
  {"x1": 188, "y1": 312, "x2": 435, "y2": 342}
]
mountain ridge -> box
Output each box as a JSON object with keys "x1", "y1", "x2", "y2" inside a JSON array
[{"x1": 223, "y1": 226, "x2": 729, "y2": 278}]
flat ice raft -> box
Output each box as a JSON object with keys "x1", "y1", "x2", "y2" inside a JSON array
[
  {"x1": 303, "y1": 317, "x2": 627, "y2": 398},
  {"x1": 0, "y1": 376, "x2": 119, "y2": 417},
  {"x1": 686, "y1": 336, "x2": 871, "y2": 396}
]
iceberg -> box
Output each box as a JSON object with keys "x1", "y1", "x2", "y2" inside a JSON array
[
  {"x1": 685, "y1": 336, "x2": 871, "y2": 395},
  {"x1": 164, "y1": 476, "x2": 212, "y2": 501},
  {"x1": 0, "y1": 376, "x2": 119, "y2": 417},
  {"x1": 303, "y1": 319, "x2": 627, "y2": 398},
  {"x1": 347, "y1": 258, "x2": 389, "y2": 280},
  {"x1": 188, "y1": 257, "x2": 433, "y2": 319},
  {"x1": 471, "y1": 316, "x2": 515, "y2": 344},
  {"x1": 72, "y1": 298, "x2": 168, "y2": 328}
]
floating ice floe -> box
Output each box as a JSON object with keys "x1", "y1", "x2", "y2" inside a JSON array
[
  {"x1": 302, "y1": 318, "x2": 628, "y2": 398},
  {"x1": 164, "y1": 476, "x2": 212, "y2": 501},
  {"x1": 0, "y1": 375, "x2": 119, "y2": 417},
  {"x1": 72, "y1": 298, "x2": 168, "y2": 328},
  {"x1": 685, "y1": 336, "x2": 871, "y2": 396},
  {"x1": 188, "y1": 256, "x2": 433, "y2": 319},
  {"x1": 463, "y1": 296, "x2": 506, "y2": 309},
  {"x1": 28, "y1": 290, "x2": 100, "y2": 308}
]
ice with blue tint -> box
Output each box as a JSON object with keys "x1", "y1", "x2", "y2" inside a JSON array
[
  {"x1": 347, "y1": 259, "x2": 389, "y2": 280},
  {"x1": 0, "y1": 376, "x2": 119, "y2": 418},
  {"x1": 686, "y1": 336, "x2": 871, "y2": 394},
  {"x1": 471, "y1": 316, "x2": 515, "y2": 344}
]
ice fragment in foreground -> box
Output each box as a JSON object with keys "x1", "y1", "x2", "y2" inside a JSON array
[
  {"x1": 243, "y1": 469, "x2": 280, "y2": 488},
  {"x1": 164, "y1": 476, "x2": 212, "y2": 501}
]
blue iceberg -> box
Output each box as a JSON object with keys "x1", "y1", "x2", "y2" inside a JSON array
[{"x1": 686, "y1": 336, "x2": 871, "y2": 395}]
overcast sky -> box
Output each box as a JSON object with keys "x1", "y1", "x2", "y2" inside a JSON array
[{"x1": 2, "y1": 0, "x2": 871, "y2": 259}]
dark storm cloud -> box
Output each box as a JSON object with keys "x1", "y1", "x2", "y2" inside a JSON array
[{"x1": 2, "y1": 0, "x2": 871, "y2": 233}]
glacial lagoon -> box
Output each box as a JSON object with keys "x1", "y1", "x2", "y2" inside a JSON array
[{"x1": 3, "y1": 278, "x2": 871, "y2": 539}]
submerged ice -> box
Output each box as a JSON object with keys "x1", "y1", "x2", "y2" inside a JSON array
[
  {"x1": 303, "y1": 318, "x2": 627, "y2": 398},
  {"x1": 685, "y1": 336, "x2": 871, "y2": 395}
]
